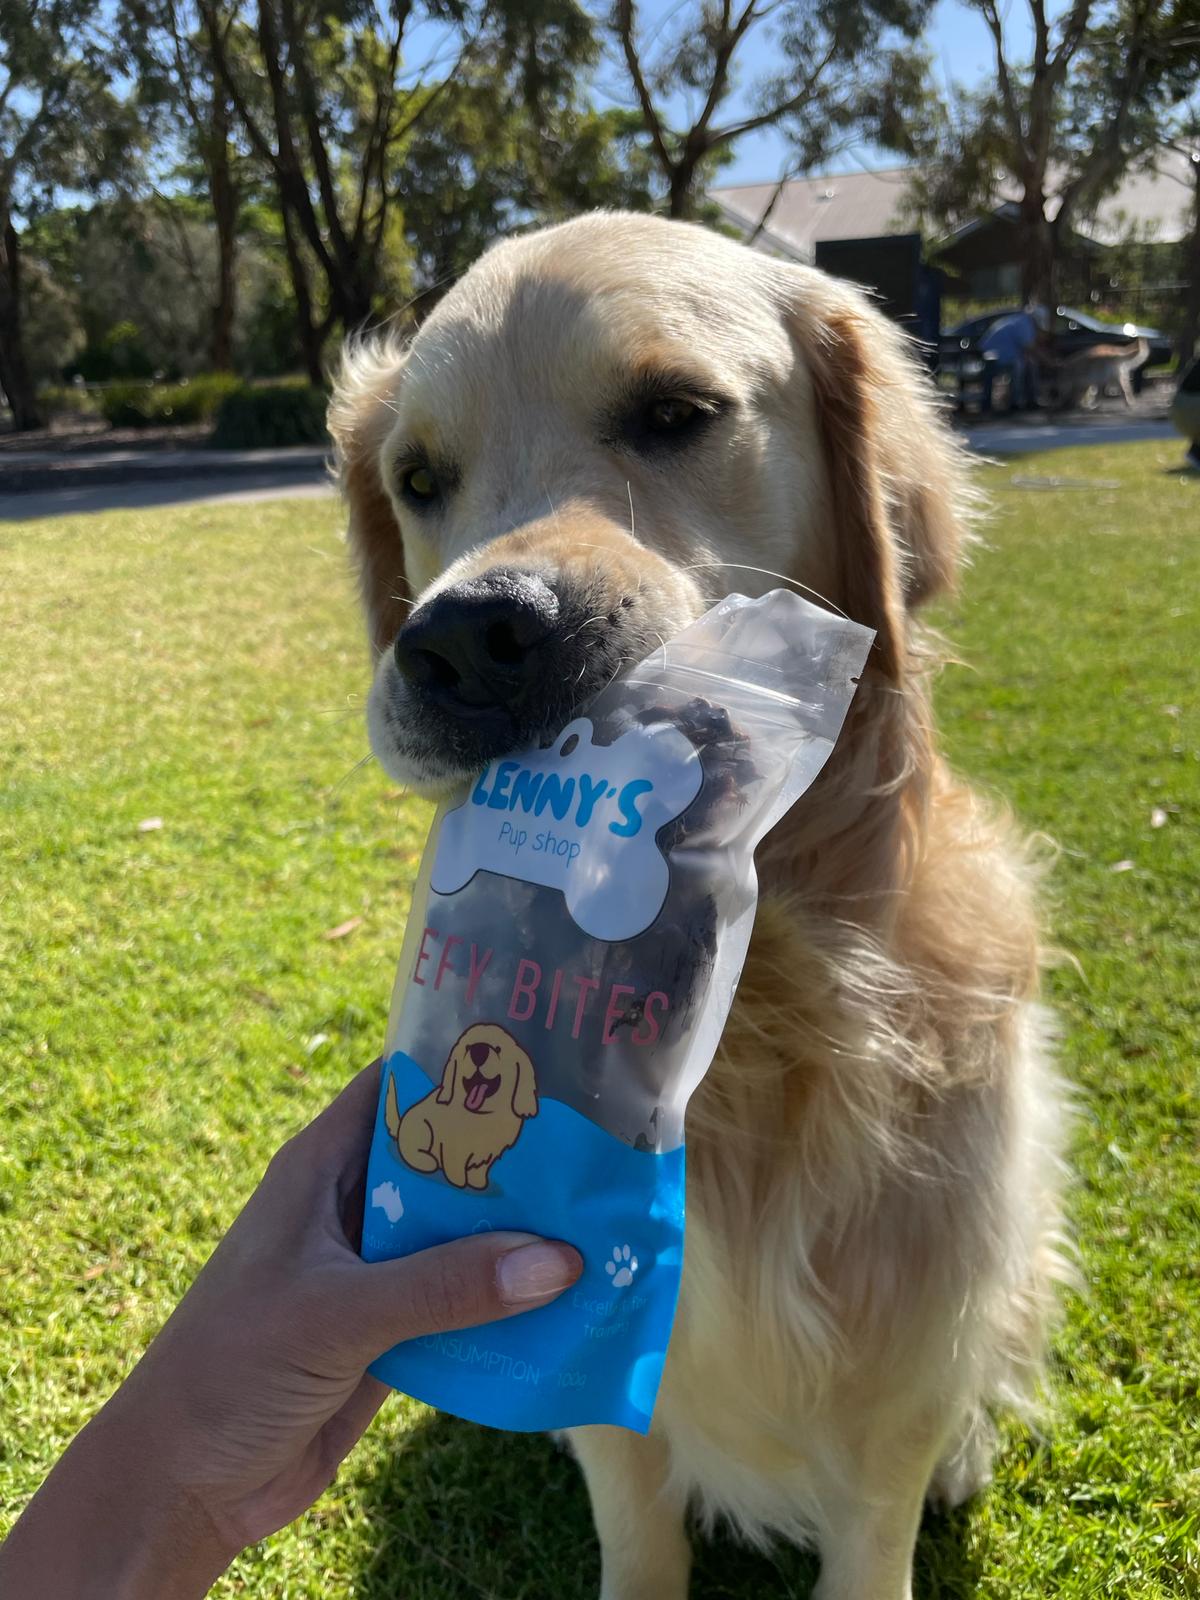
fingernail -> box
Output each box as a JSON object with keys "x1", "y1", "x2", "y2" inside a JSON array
[{"x1": 497, "y1": 1242, "x2": 581, "y2": 1305}]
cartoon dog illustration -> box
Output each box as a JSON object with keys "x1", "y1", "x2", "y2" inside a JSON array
[{"x1": 386, "y1": 1024, "x2": 538, "y2": 1190}]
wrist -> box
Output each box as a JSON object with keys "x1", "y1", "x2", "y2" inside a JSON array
[{"x1": 1, "y1": 1390, "x2": 234, "y2": 1599}]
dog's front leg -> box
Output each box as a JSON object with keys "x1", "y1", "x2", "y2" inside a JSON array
[
  {"x1": 809, "y1": 1416, "x2": 947, "y2": 1600},
  {"x1": 568, "y1": 1425, "x2": 691, "y2": 1600}
]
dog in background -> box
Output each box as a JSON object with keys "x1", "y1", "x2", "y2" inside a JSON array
[
  {"x1": 387, "y1": 1023, "x2": 538, "y2": 1189},
  {"x1": 332, "y1": 213, "x2": 1068, "y2": 1600},
  {"x1": 1041, "y1": 335, "x2": 1149, "y2": 410}
]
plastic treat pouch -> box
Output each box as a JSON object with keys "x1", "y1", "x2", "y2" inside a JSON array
[{"x1": 361, "y1": 589, "x2": 873, "y2": 1432}]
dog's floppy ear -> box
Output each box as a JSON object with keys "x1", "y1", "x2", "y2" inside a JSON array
[
  {"x1": 511, "y1": 1053, "x2": 538, "y2": 1120},
  {"x1": 790, "y1": 285, "x2": 970, "y2": 681},
  {"x1": 328, "y1": 336, "x2": 411, "y2": 657},
  {"x1": 435, "y1": 1048, "x2": 459, "y2": 1106}
]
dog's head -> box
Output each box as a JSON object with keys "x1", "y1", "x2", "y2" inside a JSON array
[
  {"x1": 331, "y1": 213, "x2": 969, "y2": 792},
  {"x1": 436, "y1": 1023, "x2": 538, "y2": 1120}
]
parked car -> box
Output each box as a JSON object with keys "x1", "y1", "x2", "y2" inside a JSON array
[
  {"x1": 936, "y1": 312, "x2": 1034, "y2": 414},
  {"x1": 937, "y1": 305, "x2": 1172, "y2": 413}
]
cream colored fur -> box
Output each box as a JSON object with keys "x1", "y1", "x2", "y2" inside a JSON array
[{"x1": 330, "y1": 212, "x2": 1069, "y2": 1600}]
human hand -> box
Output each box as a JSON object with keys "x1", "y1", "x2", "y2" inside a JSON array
[{"x1": 2, "y1": 1062, "x2": 581, "y2": 1597}]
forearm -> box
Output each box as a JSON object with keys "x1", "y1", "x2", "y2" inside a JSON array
[{"x1": 0, "y1": 1392, "x2": 232, "y2": 1600}]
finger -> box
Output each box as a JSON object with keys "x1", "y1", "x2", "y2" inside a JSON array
[
  {"x1": 305, "y1": 1059, "x2": 383, "y2": 1150},
  {"x1": 348, "y1": 1232, "x2": 583, "y2": 1360},
  {"x1": 287, "y1": 1061, "x2": 383, "y2": 1206}
]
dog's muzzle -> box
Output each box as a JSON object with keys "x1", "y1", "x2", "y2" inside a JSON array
[
  {"x1": 389, "y1": 565, "x2": 628, "y2": 769},
  {"x1": 393, "y1": 567, "x2": 562, "y2": 732}
]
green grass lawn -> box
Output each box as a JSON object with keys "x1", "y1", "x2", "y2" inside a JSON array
[{"x1": 1, "y1": 441, "x2": 1197, "y2": 1597}]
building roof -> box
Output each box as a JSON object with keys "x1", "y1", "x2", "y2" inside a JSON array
[
  {"x1": 713, "y1": 167, "x2": 915, "y2": 259},
  {"x1": 1074, "y1": 148, "x2": 1196, "y2": 245},
  {"x1": 713, "y1": 149, "x2": 1197, "y2": 260}
]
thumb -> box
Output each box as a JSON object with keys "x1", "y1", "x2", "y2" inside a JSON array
[{"x1": 349, "y1": 1232, "x2": 583, "y2": 1359}]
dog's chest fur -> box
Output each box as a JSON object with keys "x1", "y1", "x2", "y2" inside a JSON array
[{"x1": 647, "y1": 880, "x2": 1043, "y2": 1544}]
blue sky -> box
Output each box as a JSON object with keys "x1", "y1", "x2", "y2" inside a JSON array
[{"x1": 590, "y1": 0, "x2": 1038, "y2": 186}]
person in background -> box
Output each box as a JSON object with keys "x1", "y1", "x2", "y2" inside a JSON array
[
  {"x1": 0, "y1": 1063, "x2": 582, "y2": 1598},
  {"x1": 982, "y1": 308, "x2": 1042, "y2": 412},
  {"x1": 1169, "y1": 355, "x2": 1200, "y2": 469}
]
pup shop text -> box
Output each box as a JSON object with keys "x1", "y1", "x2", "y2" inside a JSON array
[{"x1": 410, "y1": 925, "x2": 669, "y2": 1047}]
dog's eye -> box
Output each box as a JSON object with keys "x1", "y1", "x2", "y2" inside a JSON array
[
  {"x1": 401, "y1": 463, "x2": 439, "y2": 504},
  {"x1": 608, "y1": 379, "x2": 725, "y2": 457},
  {"x1": 645, "y1": 397, "x2": 699, "y2": 433}
]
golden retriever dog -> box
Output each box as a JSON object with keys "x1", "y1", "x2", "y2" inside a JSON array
[
  {"x1": 386, "y1": 1022, "x2": 538, "y2": 1190},
  {"x1": 331, "y1": 213, "x2": 1068, "y2": 1600}
]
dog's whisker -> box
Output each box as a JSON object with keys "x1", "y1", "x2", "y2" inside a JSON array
[
  {"x1": 679, "y1": 560, "x2": 850, "y2": 619},
  {"x1": 326, "y1": 750, "x2": 376, "y2": 800},
  {"x1": 542, "y1": 486, "x2": 564, "y2": 541},
  {"x1": 314, "y1": 705, "x2": 366, "y2": 724}
]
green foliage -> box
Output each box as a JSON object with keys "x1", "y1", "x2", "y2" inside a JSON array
[
  {"x1": 0, "y1": 0, "x2": 144, "y2": 426},
  {"x1": 36, "y1": 383, "x2": 101, "y2": 417},
  {"x1": 208, "y1": 381, "x2": 329, "y2": 447},
  {"x1": 1, "y1": 443, "x2": 1197, "y2": 1593},
  {"x1": 76, "y1": 319, "x2": 157, "y2": 383},
  {"x1": 905, "y1": 0, "x2": 1200, "y2": 306},
  {"x1": 97, "y1": 373, "x2": 242, "y2": 427},
  {"x1": 613, "y1": 0, "x2": 936, "y2": 216},
  {"x1": 0, "y1": 0, "x2": 141, "y2": 217},
  {"x1": 14, "y1": 256, "x2": 87, "y2": 386},
  {"x1": 395, "y1": 84, "x2": 658, "y2": 292}
]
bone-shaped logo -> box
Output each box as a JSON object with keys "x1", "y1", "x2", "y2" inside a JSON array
[{"x1": 430, "y1": 717, "x2": 703, "y2": 941}]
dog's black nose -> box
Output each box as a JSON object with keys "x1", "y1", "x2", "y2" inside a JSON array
[{"x1": 393, "y1": 568, "x2": 561, "y2": 717}]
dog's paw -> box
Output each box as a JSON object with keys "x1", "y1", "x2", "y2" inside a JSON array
[{"x1": 605, "y1": 1244, "x2": 639, "y2": 1288}]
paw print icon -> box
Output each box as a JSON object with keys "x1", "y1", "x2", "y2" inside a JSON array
[{"x1": 605, "y1": 1244, "x2": 639, "y2": 1289}]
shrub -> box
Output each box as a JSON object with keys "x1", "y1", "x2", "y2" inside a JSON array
[
  {"x1": 38, "y1": 384, "x2": 101, "y2": 418},
  {"x1": 98, "y1": 373, "x2": 243, "y2": 428},
  {"x1": 209, "y1": 381, "x2": 329, "y2": 449},
  {"x1": 75, "y1": 320, "x2": 156, "y2": 383}
]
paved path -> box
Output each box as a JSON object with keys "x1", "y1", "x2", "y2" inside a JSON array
[
  {"x1": 962, "y1": 416, "x2": 1176, "y2": 455},
  {"x1": 1, "y1": 472, "x2": 334, "y2": 522},
  {"x1": 0, "y1": 442, "x2": 327, "y2": 482},
  {"x1": 0, "y1": 417, "x2": 1184, "y2": 521}
]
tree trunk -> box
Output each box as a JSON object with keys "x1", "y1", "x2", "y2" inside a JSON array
[
  {"x1": 667, "y1": 163, "x2": 697, "y2": 219},
  {"x1": 1019, "y1": 192, "x2": 1056, "y2": 309},
  {"x1": 0, "y1": 214, "x2": 44, "y2": 432},
  {"x1": 280, "y1": 202, "x2": 324, "y2": 384},
  {"x1": 209, "y1": 81, "x2": 238, "y2": 371}
]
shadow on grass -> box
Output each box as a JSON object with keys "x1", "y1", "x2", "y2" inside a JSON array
[{"x1": 356, "y1": 1411, "x2": 983, "y2": 1599}]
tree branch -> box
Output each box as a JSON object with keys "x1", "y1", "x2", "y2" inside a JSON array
[
  {"x1": 199, "y1": 0, "x2": 277, "y2": 170},
  {"x1": 709, "y1": 38, "x2": 837, "y2": 146},
  {"x1": 279, "y1": 0, "x2": 352, "y2": 271},
  {"x1": 746, "y1": 158, "x2": 801, "y2": 243},
  {"x1": 978, "y1": 0, "x2": 1028, "y2": 164},
  {"x1": 613, "y1": 0, "x2": 673, "y2": 174},
  {"x1": 1049, "y1": 0, "x2": 1094, "y2": 79},
  {"x1": 165, "y1": 0, "x2": 204, "y2": 134},
  {"x1": 351, "y1": 3, "x2": 408, "y2": 248},
  {"x1": 1054, "y1": 13, "x2": 1152, "y2": 232},
  {"x1": 693, "y1": 0, "x2": 750, "y2": 142}
]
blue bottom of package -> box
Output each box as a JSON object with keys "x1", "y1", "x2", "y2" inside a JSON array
[{"x1": 361, "y1": 1051, "x2": 686, "y2": 1433}]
